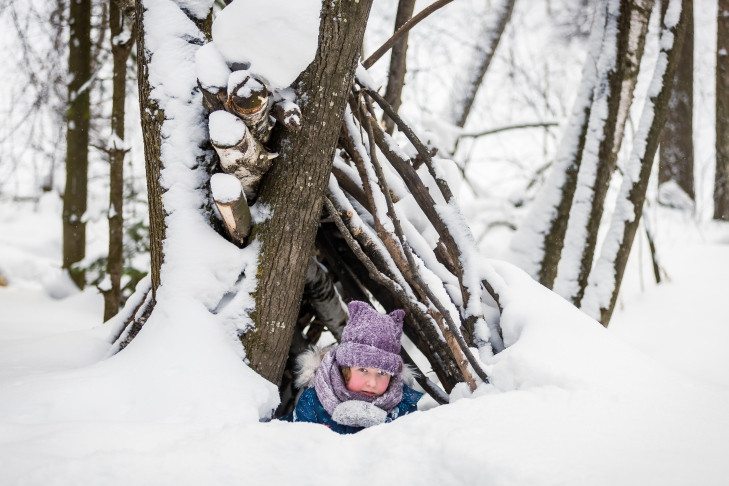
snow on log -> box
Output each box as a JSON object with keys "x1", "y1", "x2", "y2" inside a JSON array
[
  {"x1": 226, "y1": 70, "x2": 273, "y2": 143},
  {"x1": 271, "y1": 98, "x2": 302, "y2": 132},
  {"x1": 209, "y1": 110, "x2": 276, "y2": 200},
  {"x1": 210, "y1": 173, "x2": 252, "y2": 246}
]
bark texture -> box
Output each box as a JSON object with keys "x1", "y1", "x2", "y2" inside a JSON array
[
  {"x1": 562, "y1": 0, "x2": 654, "y2": 308},
  {"x1": 595, "y1": 0, "x2": 688, "y2": 325},
  {"x1": 383, "y1": 0, "x2": 415, "y2": 134},
  {"x1": 135, "y1": 0, "x2": 165, "y2": 297},
  {"x1": 103, "y1": 0, "x2": 134, "y2": 321},
  {"x1": 62, "y1": 0, "x2": 92, "y2": 289},
  {"x1": 659, "y1": 0, "x2": 694, "y2": 200},
  {"x1": 241, "y1": 0, "x2": 374, "y2": 386},
  {"x1": 716, "y1": 0, "x2": 729, "y2": 220}
]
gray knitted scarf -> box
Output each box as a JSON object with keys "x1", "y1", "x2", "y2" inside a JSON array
[{"x1": 314, "y1": 347, "x2": 403, "y2": 416}]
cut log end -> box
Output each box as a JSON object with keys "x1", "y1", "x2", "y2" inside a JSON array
[{"x1": 211, "y1": 174, "x2": 252, "y2": 246}]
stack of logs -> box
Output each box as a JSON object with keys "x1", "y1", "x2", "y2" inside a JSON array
[{"x1": 199, "y1": 68, "x2": 504, "y2": 409}]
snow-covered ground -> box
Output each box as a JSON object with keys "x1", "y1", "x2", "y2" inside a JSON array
[
  {"x1": 1, "y1": 194, "x2": 728, "y2": 485},
  {"x1": 2, "y1": 0, "x2": 729, "y2": 484}
]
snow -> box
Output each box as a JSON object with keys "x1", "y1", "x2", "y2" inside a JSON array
[
  {"x1": 3, "y1": 0, "x2": 729, "y2": 484},
  {"x1": 211, "y1": 0, "x2": 321, "y2": 88},
  {"x1": 2, "y1": 208, "x2": 729, "y2": 484},
  {"x1": 210, "y1": 173, "x2": 242, "y2": 203},
  {"x1": 195, "y1": 42, "x2": 230, "y2": 92},
  {"x1": 208, "y1": 110, "x2": 246, "y2": 147}
]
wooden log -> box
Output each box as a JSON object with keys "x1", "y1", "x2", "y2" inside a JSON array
[
  {"x1": 210, "y1": 173, "x2": 251, "y2": 246},
  {"x1": 208, "y1": 110, "x2": 277, "y2": 200},
  {"x1": 199, "y1": 81, "x2": 228, "y2": 113},
  {"x1": 226, "y1": 70, "x2": 273, "y2": 143},
  {"x1": 271, "y1": 98, "x2": 302, "y2": 132}
]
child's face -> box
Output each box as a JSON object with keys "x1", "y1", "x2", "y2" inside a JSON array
[{"x1": 345, "y1": 367, "x2": 391, "y2": 397}]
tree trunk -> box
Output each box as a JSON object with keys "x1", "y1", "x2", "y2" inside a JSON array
[
  {"x1": 103, "y1": 0, "x2": 134, "y2": 322},
  {"x1": 383, "y1": 0, "x2": 415, "y2": 134},
  {"x1": 659, "y1": 0, "x2": 694, "y2": 201},
  {"x1": 240, "y1": 0, "x2": 374, "y2": 386},
  {"x1": 451, "y1": 0, "x2": 516, "y2": 129},
  {"x1": 553, "y1": 0, "x2": 654, "y2": 307},
  {"x1": 582, "y1": 0, "x2": 688, "y2": 326},
  {"x1": 62, "y1": 0, "x2": 92, "y2": 289},
  {"x1": 511, "y1": 0, "x2": 654, "y2": 289},
  {"x1": 716, "y1": 0, "x2": 729, "y2": 220}
]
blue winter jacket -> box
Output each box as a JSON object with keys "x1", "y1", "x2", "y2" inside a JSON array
[{"x1": 285, "y1": 384, "x2": 422, "y2": 434}]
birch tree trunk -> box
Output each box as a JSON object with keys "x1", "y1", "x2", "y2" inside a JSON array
[
  {"x1": 582, "y1": 0, "x2": 689, "y2": 326},
  {"x1": 715, "y1": 0, "x2": 729, "y2": 221},
  {"x1": 240, "y1": 0, "x2": 374, "y2": 385},
  {"x1": 62, "y1": 0, "x2": 92, "y2": 289},
  {"x1": 659, "y1": 0, "x2": 694, "y2": 201}
]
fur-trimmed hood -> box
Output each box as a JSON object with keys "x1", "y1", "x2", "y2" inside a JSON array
[{"x1": 294, "y1": 345, "x2": 418, "y2": 389}]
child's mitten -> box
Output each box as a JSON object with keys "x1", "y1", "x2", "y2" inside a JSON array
[{"x1": 332, "y1": 400, "x2": 387, "y2": 428}]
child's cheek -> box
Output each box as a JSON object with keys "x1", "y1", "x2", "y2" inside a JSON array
[{"x1": 375, "y1": 376, "x2": 391, "y2": 395}]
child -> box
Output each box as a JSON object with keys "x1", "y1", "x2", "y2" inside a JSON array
[{"x1": 291, "y1": 300, "x2": 422, "y2": 434}]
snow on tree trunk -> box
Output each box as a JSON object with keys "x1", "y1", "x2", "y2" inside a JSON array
[
  {"x1": 130, "y1": 0, "x2": 256, "y2": 357},
  {"x1": 450, "y1": 0, "x2": 516, "y2": 129},
  {"x1": 715, "y1": 0, "x2": 729, "y2": 221},
  {"x1": 508, "y1": 3, "x2": 606, "y2": 287},
  {"x1": 509, "y1": 0, "x2": 654, "y2": 297},
  {"x1": 240, "y1": 0, "x2": 375, "y2": 385},
  {"x1": 581, "y1": 0, "x2": 689, "y2": 326},
  {"x1": 552, "y1": 0, "x2": 652, "y2": 308}
]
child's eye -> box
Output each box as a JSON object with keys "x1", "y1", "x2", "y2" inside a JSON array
[
  {"x1": 359, "y1": 368, "x2": 368, "y2": 373},
  {"x1": 378, "y1": 370, "x2": 387, "y2": 376}
]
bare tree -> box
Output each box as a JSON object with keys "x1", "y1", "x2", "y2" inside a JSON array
[
  {"x1": 63, "y1": 0, "x2": 92, "y2": 288},
  {"x1": 450, "y1": 0, "x2": 517, "y2": 129},
  {"x1": 582, "y1": 0, "x2": 689, "y2": 325},
  {"x1": 239, "y1": 0, "x2": 376, "y2": 385},
  {"x1": 102, "y1": 0, "x2": 135, "y2": 321},
  {"x1": 659, "y1": 0, "x2": 694, "y2": 201},
  {"x1": 716, "y1": 0, "x2": 729, "y2": 221},
  {"x1": 382, "y1": 0, "x2": 415, "y2": 134},
  {"x1": 0, "y1": 2, "x2": 67, "y2": 197},
  {"x1": 553, "y1": 0, "x2": 655, "y2": 307},
  {"x1": 510, "y1": 0, "x2": 655, "y2": 306}
]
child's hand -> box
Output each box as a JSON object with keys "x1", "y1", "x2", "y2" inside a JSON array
[{"x1": 332, "y1": 400, "x2": 386, "y2": 428}]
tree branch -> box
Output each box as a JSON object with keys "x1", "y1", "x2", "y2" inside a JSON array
[{"x1": 362, "y1": 0, "x2": 454, "y2": 69}]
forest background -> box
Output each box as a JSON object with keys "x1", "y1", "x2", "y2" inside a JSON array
[{"x1": 0, "y1": 0, "x2": 728, "y2": 484}]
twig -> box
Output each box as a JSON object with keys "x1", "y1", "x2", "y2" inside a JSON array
[
  {"x1": 361, "y1": 108, "x2": 488, "y2": 388},
  {"x1": 359, "y1": 83, "x2": 455, "y2": 204},
  {"x1": 363, "y1": 0, "x2": 454, "y2": 69},
  {"x1": 324, "y1": 196, "x2": 453, "y2": 400},
  {"x1": 459, "y1": 122, "x2": 559, "y2": 139}
]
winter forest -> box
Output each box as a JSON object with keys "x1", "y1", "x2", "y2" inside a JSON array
[{"x1": 1, "y1": 0, "x2": 728, "y2": 483}]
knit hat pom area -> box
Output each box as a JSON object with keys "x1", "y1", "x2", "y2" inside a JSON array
[{"x1": 334, "y1": 301, "x2": 405, "y2": 375}]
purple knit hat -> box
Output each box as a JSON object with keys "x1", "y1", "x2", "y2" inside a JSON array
[{"x1": 334, "y1": 301, "x2": 405, "y2": 375}]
